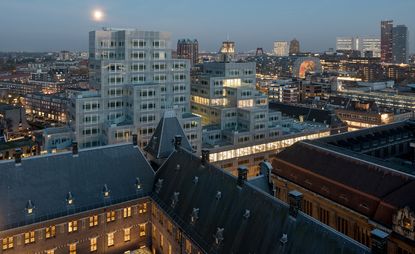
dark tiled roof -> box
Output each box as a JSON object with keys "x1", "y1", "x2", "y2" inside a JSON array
[
  {"x1": 0, "y1": 144, "x2": 155, "y2": 231},
  {"x1": 144, "y1": 110, "x2": 192, "y2": 159},
  {"x1": 152, "y1": 148, "x2": 370, "y2": 254}
]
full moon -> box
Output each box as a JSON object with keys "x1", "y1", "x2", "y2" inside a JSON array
[{"x1": 92, "y1": 9, "x2": 104, "y2": 21}]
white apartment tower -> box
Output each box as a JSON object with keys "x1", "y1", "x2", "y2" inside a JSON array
[
  {"x1": 69, "y1": 29, "x2": 201, "y2": 152},
  {"x1": 273, "y1": 41, "x2": 289, "y2": 56}
]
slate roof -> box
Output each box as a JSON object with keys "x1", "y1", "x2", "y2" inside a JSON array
[
  {"x1": 144, "y1": 110, "x2": 193, "y2": 159},
  {"x1": 0, "y1": 143, "x2": 155, "y2": 231},
  {"x1": 152, "y1": 148, "x2": 370, "y2": 254}
]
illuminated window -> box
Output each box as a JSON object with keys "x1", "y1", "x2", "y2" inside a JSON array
[
  {"x1": 90, "y1": 237, "x2": 97, "y2": 252},
  {"x1": 107, "y1": 233, "x2": 114, "y2": 247},
  {"x1": 123, "y1": 207, "x2": 132, "y2": 218},
  {"x1": 160, "y1": 234, "x2": 164, "y2": 249},
  {"x1": 124, "y1": 228, "x2": 131, "y2": 242},
  {"x1": 69, "y1": 243, "x2": 76, "y2": 254},
  {"x1": 24, "y1": 231, "x2": 35, "y2": 244},
  {"x1": 139, "y1": 203, "x2": 147, "y2": 213},
  {"x1": 45, "y1": 249, "x2": 55, "y2": 254},
  {"x1": 139, "y1": 224, "x2": 146, "y2": 237},
  {"x1": 68, "y1": 221, "x2": 78, "y2": 233},
  {"x1": 2, "y1": 237, "x2": 13, "y2": 250},
  {"x1": 185, "y1": 239, "x2": 192, "y2": 253},
  {"x1": 45, "y1": 226, "x2": 56, "y2": 239},
  {"x1": 106, "y1": 211, "x2": 116, "y2": 222},
  {"x1": 168, "y1": 243, "x2": 172, "y2": 254},
  {"x1": 89, "y1": 215, "x2": 99, "y2": 227}
]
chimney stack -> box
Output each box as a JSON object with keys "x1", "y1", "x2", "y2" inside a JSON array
[
  {"x1": 132, "y1": 134, "x2": 138, "y2": 147},
  {"x1": 201, "y1": 149, "x2": 210, "y2": 165},
  {"x1": 174, "y1": 135, "x2": 182, "y2": 149},
  {"x1": 371, "y1": 229, "x2": 389, "y2": 254},
  {"x1": 14, "y1": 148, "x2": 22, "y2": 166},
  {"x1": 72, "y1": 141, "x2": 78, "y2": 157},
  {"x1": 237, "y1": 166, "x2": 248, "y2": 187},
  {"x1": 288, "y1": 190, "x2": 303, "y2": 218}
]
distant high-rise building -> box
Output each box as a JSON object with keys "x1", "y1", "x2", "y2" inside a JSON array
[
  {"x1": 336, "y1": 37, "x2": 355, "y2": 51},
  {"x1": 273, "y1": 41, "x2": 289, "y2": 56},
  {"x1": 381, "y1": 20, "x2": 393, "y2": 63},
  {"x1": 392, "y1": 25, "x2": 409, "y2": 64},
  {"x1": 219, "y1": 41, "x2": 235, "y2": 62},
  {"x1": 289, "y1": 39, "x2": 300, "y2": 55},
  {"x1": 360, "y1": 37, "x2": 381, "y2": 58},
  {"x1": 177, "y1": 39, "x2": 199, "y2": 66}
]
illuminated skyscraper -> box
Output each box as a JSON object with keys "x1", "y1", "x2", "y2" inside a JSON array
[
  {"x1": 392, "y1": 25, "x2": 409, "y2": 64},
  {"x1": 381, "y1": 20, "x2": 393, "y2": 63},
  {"x1": 289, "y1": 39, "x2": 300, "y2": 55},
  {"x1": 273, "y1": 41, "x2": 289, "y2": 56}
]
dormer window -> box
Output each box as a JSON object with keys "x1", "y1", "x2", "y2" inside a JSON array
[
  {"x1": 214, "y1": 228, "x2": 224, "y2": 245},
  {"x1": 103, "y1": 184, "x2": 110, "y2": 198},
  {"x1": 135, "y1": 177, "x2": 141, "y2": 190},
  {"x1": 191, "y1": 208, "x2": 199, "y2": 224},
  {"x1": 280, "y1": 234, "x2": 288, "y2": 245},
  {"x1": 171, "y1": 192, "x2": 180, "y2": 208},
  {"x1": 26, "y1": 200, "x2": 34, "y2": 214},
  {"x1": 66, "y1": 192, "x2": 74, "y2": 205}
]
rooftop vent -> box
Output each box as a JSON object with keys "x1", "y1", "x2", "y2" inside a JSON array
[
  {"x1": 102, "y1": 184, "x2": 110, "y2": 198},
  {"x1": 171, "y1": 192, "x2": 180, "y2": 208},
  {"x1": 371, "y1": 229, "x2": 389, "y2": 254},
  {"x1": 26, "y1": 200, "x2": 34, "y2": 214},
  {"x1": 214, "y1": 228, "x2": 224, "y2": 245},
  {"x1": 215, "y1": 191, "x2": 222, "y2": 200},
  {"x1": 243, "y1": 209, "x2": 250, "y2": 219},
  {"x1": 155, "y1": 179, "x2": 163, "y2": 193},
  {"x1": 193, "y1": 176, "x2": 199, "y2": 184},
  {"x1": 14, "y1": 148, "x2": 22, "y2": 166},
  {"x1": 191, "y1": 208, "x2": 199, "y2": 224},
  {"x1": 280, "y1": 234, "x2": 288, "y2": 245},
  {"x1": 72, "y1": 142, "x2": 78, "y2": 157},
  {"x1": 132, "y1": 134, "x2": 138, "y2": 147},
  {"x1": 288, "y1": 190, "x2": 303, "y2": 218},
  {"x1": 66, "y1": 192, "x2": 74, "y2": 205},
  {"x1": 135, "y1": 177, "x2": 141, "y2": 190}
]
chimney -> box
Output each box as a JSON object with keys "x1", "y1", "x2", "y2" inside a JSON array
[
  {"x1": 288, "y1": 190, "x2": 303, "y2": 218},
  {"x1": 201, "y1": 149, "x2": 210, "y2": 165},
  {"x1": 14, "y1": 148, "x2": 22, "y2": 166},
  {"x1": 72, "y1": 141, "x2": 78, "y2": 157},
  {"x1": 371, "y1": 229, "x2": 389, "y2": 254},
  {"x1": 174, "y1": 135, "x2": 182, "y2": 149},
  {"x1": 132, "y1": 134, "x2": 138, "y2": 147},
  {"x1": 237, "y1": 166, "x2": 248, "y2": 187}
]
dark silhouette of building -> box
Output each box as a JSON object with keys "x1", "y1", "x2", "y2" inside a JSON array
[
  {"x1": 177, "y1": 39, "x2": 199, "y2": 66},
  {"x1": 381, "y1": 20, "x2": 393, "y2": 63},
  {"x1": 289, "y1": 38, "x2": 300, "y2": 55},
  {"x1": 392, "y1": 25, "x2": 409, "y2": 64}
]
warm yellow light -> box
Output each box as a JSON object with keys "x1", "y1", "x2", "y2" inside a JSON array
[{"x1": 92, "y1": 9, "x2": 104, "y2": 21}]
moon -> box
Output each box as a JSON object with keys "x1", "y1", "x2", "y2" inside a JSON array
[{"x1": 92, "y1": 9, "x2": 104, "y2": 22}]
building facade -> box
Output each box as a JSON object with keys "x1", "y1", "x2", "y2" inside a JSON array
[
  {"x1": 69, "y1": 29, "x2": 201, "y2": 152},
  {"x1": 176, "y1": 39, "x2": 199, "y2": 66},
  {"x1": 289, "y1": 39, "x2": 300, "y2": 55},
  {"x1": 273, "y1": 41, "x2": 289, "y2": 57},
  {"x1": 381, "y1": 20, "x2": 394, "y2": 63},
  {"x1": 392, "y1": 25, "x2": 409, "y2": 64}
]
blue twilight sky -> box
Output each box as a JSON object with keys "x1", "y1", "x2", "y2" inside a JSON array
[{"x1": 0, "y1": 0, "x2": 414, "y2": 53}]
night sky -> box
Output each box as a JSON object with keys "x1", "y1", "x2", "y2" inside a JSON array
[{"x1": 0, "y1": 0, "x2": 413, "y2": 53}]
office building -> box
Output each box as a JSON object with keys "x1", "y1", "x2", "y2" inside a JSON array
[
  {"x1": 273, "y1": 41, "x2": 289, "y2": 57},
  {"x1": 69, "y1": 28, "x2": 201, "y2": 153},
  {"x1": 381, "y1": 20, "x2": 393, "y2": 63},
  {"x1": 336, "y1": 37, "x2": 355, "y2": 51},
  {"x1": 336, "y1": 37, "x2": 381, "y2": 57},
  {"x1": 392, "y1": 25, "x2": 409, "y2": 64},
  {"x1": 176, "y1": 39, "x2": 199, "y2": 66},
  {"x1": 271, "y1": 120, "x2": 415, "y2": 253},
  {"x1": 0, "y1": 115, "x2": 371, "y2": 254},
  {"x1": 289, "y1": 38, "x2": 300, "y2": 55}
]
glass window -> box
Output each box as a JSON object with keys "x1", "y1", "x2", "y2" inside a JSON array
[
  {"x1": 45, "y1": 226, "x2": 56, "y2": 239},
  {"x1": 90, "y1": 237, "x2": 97, "y2": 252},
  {"x1": 69, "y1": 243, "x2": 76, "y2": 254},
  {"x1": 2, "y1": 237, "x2": 13, "y2": 250},
  {"x1": 24, "y1": 231, "x2": 35, "y2": 244},
  {"x1": 124, "y1": 228, "x2": 131, "y2": 242},
  {"x1": 106, "y1": 211, "x2": 116, "y2": 222},
  {"x1": 107, "y1": 233, "x2": 114, "y2": 247},
  {"x1": 68, "y1": 221, "x2": 78, "y2": 233},
  {"x1": 123, "y1": 207, "x2": 132, "y2": 218},
  {"x1": 89, "y1": 215, "x2": 99, "y2": 227}
]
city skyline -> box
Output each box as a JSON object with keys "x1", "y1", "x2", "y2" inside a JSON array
[{"x1": 0, "y1": 0, "x2": 414, "y2": 53}]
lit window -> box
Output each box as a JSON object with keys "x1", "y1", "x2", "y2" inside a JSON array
[
  {"x1": 124, "y1": 228, "x2": 131, "y2": 242},
  {"x1": 123, "y1": 207, "x2": 132, "y2": 218},
  {"x1": 168, "y1": 244, "x2": 172, "y2": 254},
  {"x1": 185, "y1": 239, "x2": 192, "y2": 253},
  {"x1": 90, "y1": 237, "x2": 97, "y2": 252},
  {"x1": 45, "y1": 226, "x2": 56, "y2": 239},
  {"x1": 68, "y1": 221, "x2": 78, "y2": 233},
  {"x1": 2, "y1": 237, "x2": 13, "y2": 250},
  {"x1": 45, "y1": 249, "x2": 55, "y2": 254},
  {"x1": 69, "y1": 243, "x2": 76, "y2": 254},
  {"x1": 139, "y1": 224, "x2": 146, "y2": 237},
  {"x1": 89, "y1": 215, "x2": 99, "y2": 227},
  {"x1": 24, "y1": 231, "x2": 35, "y2": 244},
  {"x1": 107, "y1": 233, "x2": 114, "y2": 247},
  {"x1": 139, "y1": 203, "x2": 147, "y2": 213},
  {"x1": 160, "y1": 234, "x2": 164, "y2": 249},
  {"x1": 106, "y1": 211, "x2": 116, "y2": 222}
]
